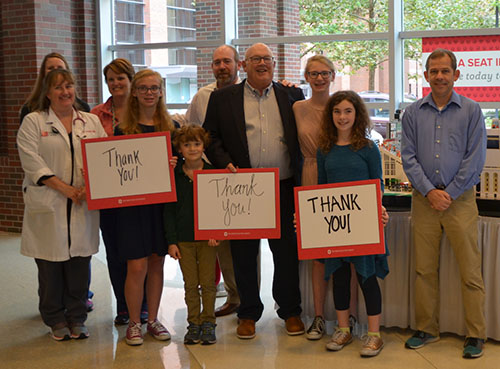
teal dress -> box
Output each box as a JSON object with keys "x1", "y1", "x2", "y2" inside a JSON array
[{"x1": 317, "y1": 143, "x2": 389, "y2": 281}]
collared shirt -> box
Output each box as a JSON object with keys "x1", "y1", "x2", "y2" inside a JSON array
[
  {"x1": 187, "y1": 78, "x2": 242, "y2": 126},
  {"x1": 90, "y1": 97, "x2": 115, "y2": 136},
  {"x1": 243, "y1": 81, "x2": 292, "y2": 179},
  {"x1": 401, "y1": 90, "x2": 486, "y2": 199},
  {"x1": 163, "y1": 160, "x2": 214, "y2": 244}
]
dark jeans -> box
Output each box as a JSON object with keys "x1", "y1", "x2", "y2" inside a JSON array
[
  {"x1": 231, "y1": 178, "x2": 301, "y2": 321},
  {"x1": 35, "y1": 256, "x2": 90, "y2": 327}
]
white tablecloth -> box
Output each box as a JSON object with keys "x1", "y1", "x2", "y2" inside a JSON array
[{"x1": 299, "y1": 212, "x2": 500, "y2": 339}]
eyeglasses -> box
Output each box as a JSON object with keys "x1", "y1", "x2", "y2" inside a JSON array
[
  {"x1": 307, "y1": 71, "x2": 333, "y2": 79},
  {"x1": 246, "y1": 56, "x2": 274, "y2": 64},
  {"x1": 136, "y1": 85, "x2": 161, "y2": 94}
]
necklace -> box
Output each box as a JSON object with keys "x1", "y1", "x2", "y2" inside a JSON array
[{"x1": 111, "y1": 100, "x2": 117, "y2": 131}]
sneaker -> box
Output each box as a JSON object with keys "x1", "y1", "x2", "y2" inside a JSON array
[
  {"x1": 184, "y1": 323, "x2": 201, "y2": 345},
  {"x1": 140, "y1": 310, "x2": 149, "y2": 324},
  {"x1": 306, "y1": 316, "x2": 325, "y2": 340},
  {"x1": 70, "y1": 323, "x2": 89, "y2": 339},
  {"x1": 147, "y1": 319, "x2": 171, "y2": 341},
  {"x1": 51, "y1": 324, "x2": 71, "y2": 341},
  {"x1": 326, "y1": 329, "x2": 353, "y2": 351},
  {"x1": 349, "y1": 315, "x2": 357, "y2": 333},
  {"x1": 360, "y1": 334, "x2": 384, "y2": 357},
  {"x1": 405, "y1": 330, "x2": 439, "y2": 349},
  {"x1": 86, "y1": 299, "x2": 94, "y2": 312},
  {"x1": 216, "y1": 282, "x2": 228, "y2": 298},
  {"x1": 114, "y1": 312, "x2": 130, "y2": 326},
  {"x1": 463, "y1": 337, "x2": 484, "y2": 358},
  {"x1": 126, "y1": 321, "x2": 143, "y2": 346},
  {"x1": 200, "y1": 321, "x2": 217, "y2": 345}
]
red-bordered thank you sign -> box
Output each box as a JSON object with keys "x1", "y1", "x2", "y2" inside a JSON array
[
  {"x1": 423, "y1": 35, "x2": 500, "y2": 102},
  {"x1": 294, "y1": 179, "x2": 384, "y2": 260},
  {"x1": 194, "y1": 168, "x2": 280, "y2": 240},
  {"x1": 82, "y1": 131, "x2": 176, "y2": 210}
]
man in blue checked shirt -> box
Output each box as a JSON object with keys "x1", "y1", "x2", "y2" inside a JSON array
[{"x1": 401, "y1": 48, "x2": 487, "y2": 359}]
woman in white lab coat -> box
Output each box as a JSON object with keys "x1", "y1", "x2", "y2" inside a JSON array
[{"x1": 17, "y1": 69, "x2": 106, "y2": 341}]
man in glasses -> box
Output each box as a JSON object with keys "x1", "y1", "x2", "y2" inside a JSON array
[{"x1": 204, "y1": 42, "x2": 305, "y2": 339}]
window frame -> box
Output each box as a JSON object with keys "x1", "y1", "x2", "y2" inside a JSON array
[{"x1": 98, "y1": 0, "x2": 500, "y2": 113}]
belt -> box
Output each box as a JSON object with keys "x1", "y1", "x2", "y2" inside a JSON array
[{"x1": 435, "y1": 185, "x2": 446, "y2": 190}]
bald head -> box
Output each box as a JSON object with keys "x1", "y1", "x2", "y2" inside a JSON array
[
  {"x1": 245, "y1": 43, "x2": 273, "y2": 60},
  {"x1": 243, "y1": 43, "x2": 276, "y2": 94}
]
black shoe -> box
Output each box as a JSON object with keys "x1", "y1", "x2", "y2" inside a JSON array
[
  {"x1": 349, "y1": 315, "x2": 357, "y2": 333},
  {"x1": 86, "y1": 299, "x2": 94, "y2": 312},
  {"x1": 114, "y1": 312, "x2": 130, "y2": 325},
  {"x1": 140, "y1": 310, "x2": 149, "y2": 324}
]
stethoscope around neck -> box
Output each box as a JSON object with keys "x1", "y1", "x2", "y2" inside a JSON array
[{"x1": 49, "y1": 110, "x2": 87, "y2": 139}]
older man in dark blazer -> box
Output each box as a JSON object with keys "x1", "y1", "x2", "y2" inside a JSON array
[{"x1": 204, "y1": 43, "x2": 305, "y2": 339}]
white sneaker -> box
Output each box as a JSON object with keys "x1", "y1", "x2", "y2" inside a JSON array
[{"x1": 306, "y1": 316, "x2": 325, "y2": 340}]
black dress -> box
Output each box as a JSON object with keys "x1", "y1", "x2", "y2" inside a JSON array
[{"x1": 113, "y1": 124, "x2": 169, "y2": 260}]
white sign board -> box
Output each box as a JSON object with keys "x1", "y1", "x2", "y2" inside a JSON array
[
  {"x1": 82, "y1": 132, "x2": 176, "y2": 209},
  {"x1": 294, "y1": 179, "x2": 384, "y2": 259},
  {"x1": 194, "y1": 168, "x2": 280, "y2": 240}
]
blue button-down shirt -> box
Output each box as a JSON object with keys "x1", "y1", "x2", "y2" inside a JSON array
[{"x1": 401, "y1": 91, "x2": 486, "y2": 200}]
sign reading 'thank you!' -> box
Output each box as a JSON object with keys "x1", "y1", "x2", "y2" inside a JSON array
[
  {"x1": 194, "y1": 168, "x2": 280, "y2": 240},
  {"x1": 294, "y1": 179, "x2": 384, "y2": 260},
  {"x1": 82, "y1": 131, "x2": 176, "y2": 210}
]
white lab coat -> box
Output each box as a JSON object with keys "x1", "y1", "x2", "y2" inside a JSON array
[{"x1": 17, "y1": 108, "x2": 107, "y2": 261}]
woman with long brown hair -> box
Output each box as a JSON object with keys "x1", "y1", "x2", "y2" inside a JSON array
[{"x1": 20, "y1": 52, "x2": 90, "y2": 123}]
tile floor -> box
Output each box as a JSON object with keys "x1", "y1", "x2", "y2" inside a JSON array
[{"x1": 1, "y1": 232, "x2": 498, "y2": 369}]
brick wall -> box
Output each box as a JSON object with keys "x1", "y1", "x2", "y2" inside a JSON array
[
  {"x1": 0, "y1": 0, "x2": 98, "y2": 233},
  {"x1": 194, "y1": 0, "x2": 301, "y2": 87},
  {"x1": 195, "y1": 1, "x2": 222, "y2": 87},
  {"x1": 237, "y1": 0, "x2": 301, "y2": 83}
]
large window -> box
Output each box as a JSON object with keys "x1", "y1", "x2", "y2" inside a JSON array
[
  {"x1": 114, "y1": 0, "x2": 145, "y2": 65},
  {"x1": 300, "y1": 0, "x2": 389, "y2": 35},
  {"x1": 403, "y1": 0, "x2": 497, "y2": 31},
  {"x1": 108, "y1": 0, "x2": 198, "y2": 104},
  {"x1": 167, "y1": 0, "x2": 196, "y2": 65},
  {"x1": 103, "y1": 0, "x2": 500, "y2": 115}
]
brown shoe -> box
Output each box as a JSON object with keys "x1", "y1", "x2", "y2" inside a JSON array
[
  {"x1": 360, "y1": 334, "x2": 384, "y2": 357},
  {"x1": 285, "y1": 316, "x2": 305, "y2": 336},
  {"x1": 236, "y1": 319, "x2": 256, "y2": 339},
  {"x1": 215, "y1": 303, "x2": 240, "y2": 317}
]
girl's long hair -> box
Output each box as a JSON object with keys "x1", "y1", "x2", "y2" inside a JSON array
[
  {"x1": 318, "y1": 90, "x2": 372, "y2": 153},
  {"x1": 24, "y1": 53, "x2": 76, "y2": 112},
  {"x1": 120, "y1": 69, "x2": 175, "y2": 134}
]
